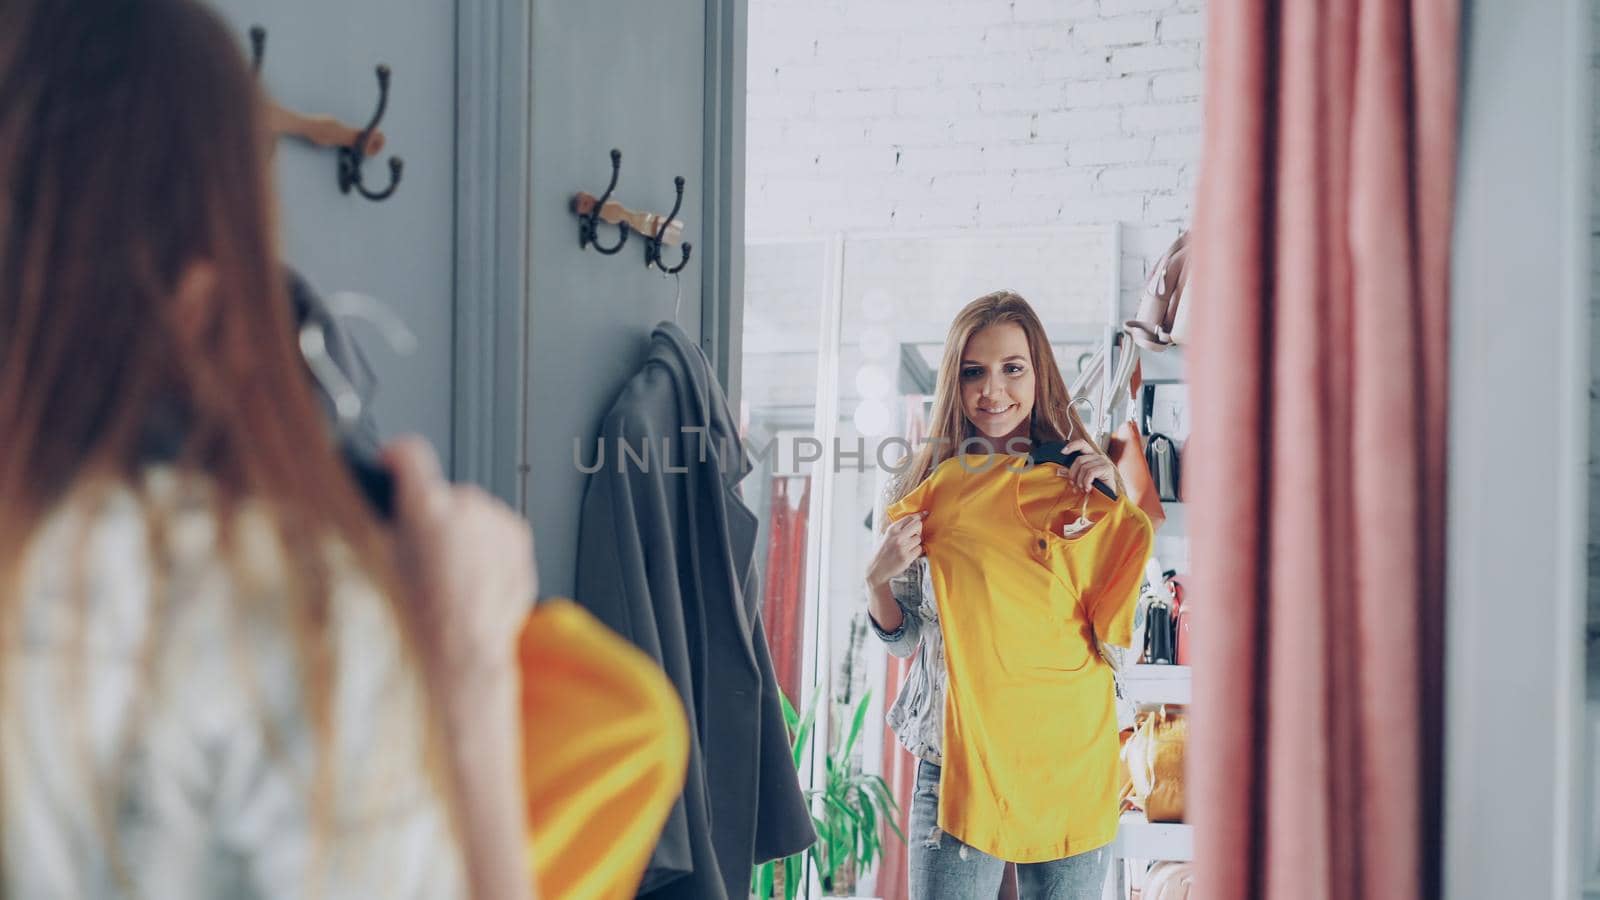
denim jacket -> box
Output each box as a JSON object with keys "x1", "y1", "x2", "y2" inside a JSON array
[{"x1": 869, "y1": 556, "x2": 946, "y2": 763}]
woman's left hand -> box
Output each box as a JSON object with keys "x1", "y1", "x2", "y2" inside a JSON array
[{"x1": 1056, "y1": 439, "x2": 1115, "y2": 493}]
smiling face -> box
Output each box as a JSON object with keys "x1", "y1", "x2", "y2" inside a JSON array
[{"x1": 959, "y1": 322, "x2": 1037, "y2": 447}]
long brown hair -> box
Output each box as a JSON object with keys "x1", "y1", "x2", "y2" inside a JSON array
[
  {"x1": 890, "y1": 290, "x2": 1116, "y2": 505},
  {"x1": 0, "y1": 0, "x2": 440, "y2": 876}
]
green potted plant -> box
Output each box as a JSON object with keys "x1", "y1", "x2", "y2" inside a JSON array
[
  {"x1": 752, "y1": 692, "x2": 816, "y2": 900},
  {"x1": 752, "y1": 641, "x2": 904, "y2": 899},
  {"x1": 809, "y1": 687, "x2": 903, "y2": 898}
]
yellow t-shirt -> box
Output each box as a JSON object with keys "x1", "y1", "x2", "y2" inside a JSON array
[
  {"x1": 886, "y1": 453, "x2": 1153, "y2": 862},
  {"x1": 520, "y1": 600, "x2": 690, "y2": 900}
]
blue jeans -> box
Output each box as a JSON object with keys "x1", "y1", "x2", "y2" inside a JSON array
[{"x1": 907, "y1": 760, "x2": 1110, "y2": 900}]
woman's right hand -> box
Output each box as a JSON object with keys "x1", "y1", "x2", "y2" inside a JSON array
[
  {"x1": 384, "y1": 436, "x2": 538, "y2": 900},
  {"x1": 385, "y1": 436, "x2": 535, "y2": 684},
  {"x1": 865, "y1": 511, "x2": 928, "y2": 590}
]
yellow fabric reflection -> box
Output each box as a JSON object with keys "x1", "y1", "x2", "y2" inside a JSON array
[
  {"x1": 520, "y1": 600, "x2": 690, "y2": 900},
  {"x1": 887, "y1": 455, "x2": 1151, "y2": 862}
]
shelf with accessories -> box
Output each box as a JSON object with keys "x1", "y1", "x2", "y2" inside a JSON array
[
  {"x1": 1125, "y1": 664, "x2": 1191, "y2": 706},
  {"x1": 1109, "y1": 228, "x2": 1195, "y2": 897},
  {"x1": 1114, "y1": 812, "x2": 1194, "y2": 863}
]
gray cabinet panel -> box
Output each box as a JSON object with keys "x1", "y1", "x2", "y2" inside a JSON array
[
  {"x1": 208, "y1": 1, "x2": 458, "y2": 470},
  {"x1": 526, "y1": 0, "x2": 710, "y2": 597}
]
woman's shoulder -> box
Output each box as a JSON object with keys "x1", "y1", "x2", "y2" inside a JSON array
[
  {"x1": 9, "y1": 472, "x2": 461, "y2": 896},
  {"x1": 15, "y1": 471, "x2": 411, "y2": 714},
  {"x1": 21, "y1": 472, "x2": 383, "y2": 641}
]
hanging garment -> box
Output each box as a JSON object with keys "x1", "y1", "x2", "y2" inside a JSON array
[
  {"x1": 574, "y1": 322, "x2": 814, "y2": 900},
  {"x1": 886, "y1": 454, "x2": 1152, "y2": 863},
  {"x1": 759, "y1": 475, "x2": 811, "y2": 704},
  {"x1": 519, "y1": 600, "x2": 690, "y2": 900}
]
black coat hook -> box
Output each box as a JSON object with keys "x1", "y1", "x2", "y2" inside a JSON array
[
  {"x1": 576, "y1": 149, "x2": 629, "y2": 255},
  {"x1": 337, "y1": 65, "x2": 404, "y2": 202},
  {"x1": 644, "y1": 176, "x2": 692, "y2": 275},
  {"x1": 250, "y1": 25, "x2": 266, "y2": 75}
]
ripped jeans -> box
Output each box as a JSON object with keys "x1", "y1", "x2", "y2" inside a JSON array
[{"x1": 908, "y1": 760, "x2": 1110, "y2": 900}]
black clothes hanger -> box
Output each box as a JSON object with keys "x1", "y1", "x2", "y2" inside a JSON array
[
  {"x1": 134, "y1": 270, "x2": 396, "y2": 519},
  {"x1": 1027, "y1": 441, "x2": 1119, "y2": 501},
  {"x1": 341, "y1": 447, "x2": 395, "y2": 518}
]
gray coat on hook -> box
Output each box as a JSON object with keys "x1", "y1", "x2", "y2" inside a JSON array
[{"x1": 575, "y1": 322, "x2": 815, "y2": 900}]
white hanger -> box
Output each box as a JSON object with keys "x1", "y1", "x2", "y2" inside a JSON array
[
  {"x1": 298, "y1": 325, "x2": 363, "y2": 431},
  {"x1": 664, "y1": 271, "x2": 683, "y2": 325},
  {"x1": 325, "y1": 291, "x2": 419, "y2": 355},
  {"x1": 298, "y1": 290, "x2": 418, "y2": 435}
]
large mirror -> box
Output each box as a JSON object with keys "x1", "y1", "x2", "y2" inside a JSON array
[{"x1": 739, "y1": 4, "x2": 1203, "y2": 896}]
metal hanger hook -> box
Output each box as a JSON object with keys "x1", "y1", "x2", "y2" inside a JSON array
[
  {"x1": 338, "y1": 65, "x2": 404, "y2": 202},
  {"x1": 579, "y1": 149, "x2": 629, "y2": 254},
  {"x1": 645, "y1": 175, "x2": 693, "y2": 274}
]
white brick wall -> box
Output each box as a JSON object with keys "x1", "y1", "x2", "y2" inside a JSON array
[{"x1": 746, "y1": 0, "x2": 1206, "y2": 313}]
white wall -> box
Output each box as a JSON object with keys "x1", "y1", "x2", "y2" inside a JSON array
[{"x1": 745, "y1": 0, "x2": 1205, "y2": 310}]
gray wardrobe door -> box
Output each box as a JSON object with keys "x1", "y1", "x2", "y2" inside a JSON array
[
  {"x1": 207, "y1": 1, "x2": 458, "y2": 471},
  {"x1": 524, "y1": 0, "x2": 717, "y2": 599}
]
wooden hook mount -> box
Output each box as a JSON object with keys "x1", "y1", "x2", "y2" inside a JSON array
[{"x1": 570, "y1": 192, "x2": 685, "y2": 248}]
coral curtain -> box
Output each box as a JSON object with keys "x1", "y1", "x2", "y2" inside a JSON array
[
  {"x1": 876, "y1": 652, "x2": 916, "y2": 900},
  {"x1": 1186, "y1": 0, "x2": 1457, "y2": 898},
  {"x1": 762, "y1": 475, "x2": 811, "y2": 705}
]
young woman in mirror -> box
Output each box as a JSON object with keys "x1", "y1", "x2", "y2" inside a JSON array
[{"x1": 865, "y1": 291, "x2": 1153, "y2": 900}]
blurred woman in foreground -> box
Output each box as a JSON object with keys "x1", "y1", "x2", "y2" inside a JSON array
[{"x1": 0, "y1": 1, "x2": 534, "y2": 896}]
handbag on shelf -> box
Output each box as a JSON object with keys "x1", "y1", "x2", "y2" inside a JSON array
[
  {"x1": 1122, "y1": 705, "x2": 1188, "y2": 823},
  {"x1": 1126, "y1": 230, "x2": 1193, "y2": 352},
  {"x1": 1139, "y1": 384, "x2": 1182, "y2": 503},
  {"x1": 1144, "y1": 594, "x2": 1175, "y2": 665},
  {"x1": 1146, "y1": 433, "x2": 1181, "y2": 503},
  {"x1": 1169, "y1": 574, "x2": 1192, "y2": 666}
]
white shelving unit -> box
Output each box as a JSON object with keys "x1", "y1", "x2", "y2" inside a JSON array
[
  {"x1": 1106, "y1": 337, "x2": 1193, "y2": 899},
  {"x1": 1114, "y1": 812, "x2": 1193, "y2": 862},
  {"x1": 1111, "y1": 665, "x2": 1195, "y2": 899},
  {"x1": 1124, "y1": 664, "x2": 1191, "y2": 706}
]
